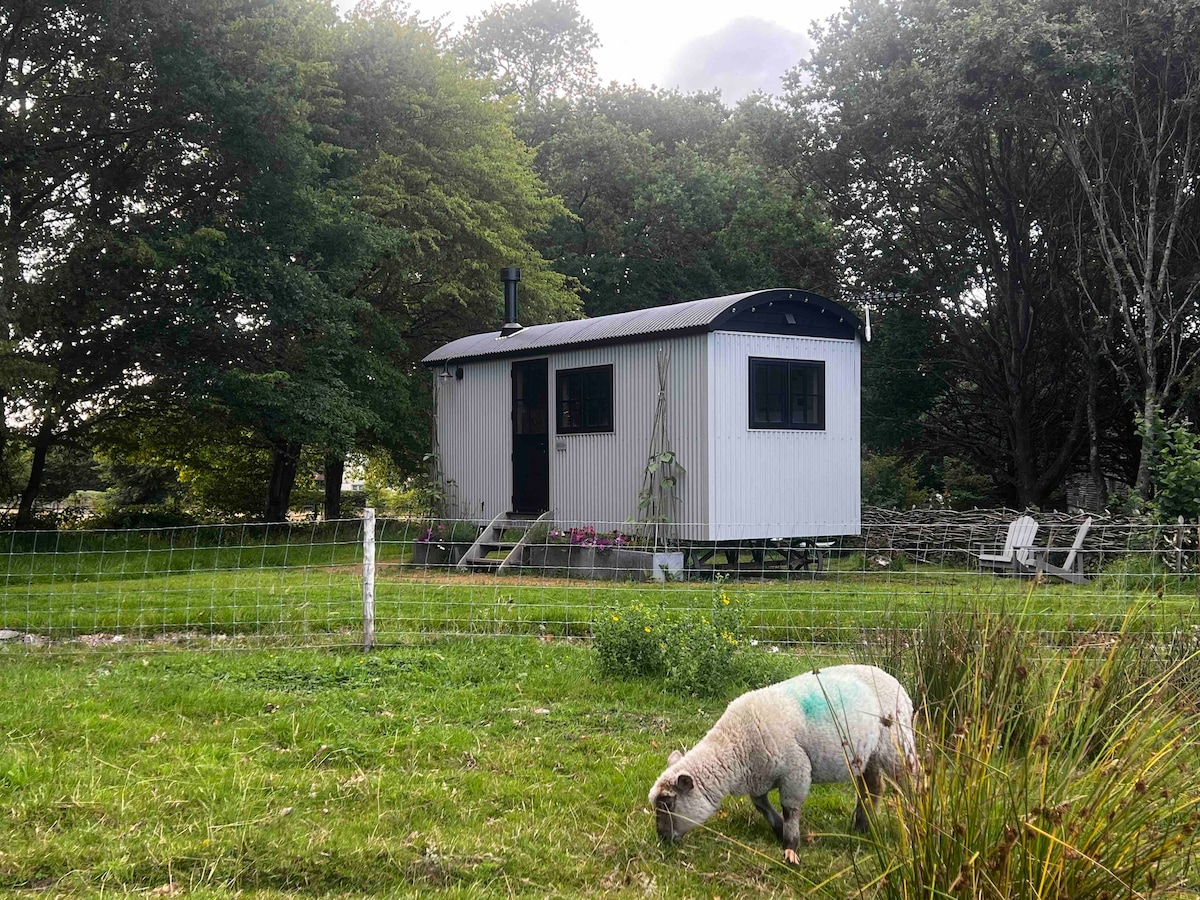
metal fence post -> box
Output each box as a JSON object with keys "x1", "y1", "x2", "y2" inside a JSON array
[{"x1": 362, "y1": 507, "x2": 376, "y2": 650}]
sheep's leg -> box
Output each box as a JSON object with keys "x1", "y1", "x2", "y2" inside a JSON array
[
  {"x1": 852, "y1": 756, "x2": 883, "y2": 833},
  {"x1": 751, "y1": 793, "x2": 784, "y2": 842},
  {"x1": 778, "y1": 755, "x2": 813, "y2": 864},
  {"x1": 780, "y1": 802, "x2": 808, "y2": 865}
]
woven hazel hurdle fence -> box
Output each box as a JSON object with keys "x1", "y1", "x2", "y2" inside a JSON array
[
  {"x1": 857, "y1": 507, "x2": 1157, "y2": 565},
  {"x1": 0, "y1": 508, "x2": 1195, "y2": 654},
  {"x1": 859, "y1": 507, "x2": 1200, "y2": 581}
]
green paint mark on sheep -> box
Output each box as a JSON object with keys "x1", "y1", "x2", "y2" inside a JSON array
[{"x1": 784, "y1": 676, "x2": 866, "y2": 722}]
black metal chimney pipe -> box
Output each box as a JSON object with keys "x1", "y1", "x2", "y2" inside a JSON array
[{"x1": 500, "y1": 267, "x2": 523, "y2": 336}]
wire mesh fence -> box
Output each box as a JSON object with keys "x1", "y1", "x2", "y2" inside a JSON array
[
  {"x1": 0, "y1": 519, "x2": 367, "y2": 650},
  {"x1": 0, "y1": 509, "x2": 1196, "y2": 652}
]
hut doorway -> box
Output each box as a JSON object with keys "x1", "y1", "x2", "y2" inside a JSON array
[{"x1": 511, "y1": 358, "x2": 549, "y2": 513}]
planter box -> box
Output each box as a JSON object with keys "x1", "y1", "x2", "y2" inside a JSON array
[
  {"x1": 525, "y1": 543, "x2": 596, "y2": 572},
  {"x1": 410, "y1": 541, "x2": 472, "y2": 567},
  {"x1": 525, "y1": 545, "x2": 685, "y2": 582}
]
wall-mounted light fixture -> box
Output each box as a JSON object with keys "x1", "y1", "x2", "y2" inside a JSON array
[{"x1": 438, "y1": 362, "x2": 453, "y2": 380}]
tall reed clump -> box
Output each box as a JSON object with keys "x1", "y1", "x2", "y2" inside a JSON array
[{"x1": 860, "y1": 608, "x2": 1200, "y2": 899}]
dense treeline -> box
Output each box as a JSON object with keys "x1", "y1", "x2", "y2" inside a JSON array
[
  {"x1": 2, "y1": 0, "x2": 578, "y2": 525},
  {"x1": 2, "y1": 0, "x2": 1199, "y2": 525}
]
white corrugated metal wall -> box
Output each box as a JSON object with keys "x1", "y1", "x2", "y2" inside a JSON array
[
  {"x1": 436, "y1": 329, "x2": 860, "y2": 539},
  {"x1": 434, "y1": 336, "x2": 710, "y2": 534},
  {"x1": 707, "y1": 331, "x2": 861, "y2": 540},
  {"x1": 434, "y1": 358, "x2": 512, "y2": 522},
  {"x1": 549, "y1": 335, "x2": 709, "y2": 540}
]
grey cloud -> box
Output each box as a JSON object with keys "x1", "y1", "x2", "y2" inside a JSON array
[{"x1": 662, "y1": 17, "x2": 812, "y2": 102}]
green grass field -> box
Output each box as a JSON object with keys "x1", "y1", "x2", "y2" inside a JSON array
[
  {"x1": 4, "y1": 629, "x2": 1198, "y2": 899},
  {"x1": 3, "y1": 527, "x2": 1200, "y2": 898},
  {"x1": 1, "y1": 639, "x2": 869, "y2": 898}
]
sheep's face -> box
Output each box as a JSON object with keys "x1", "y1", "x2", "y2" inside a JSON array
[{"x1": 649, "y1": 751, "x2": 718, "y2": 843}]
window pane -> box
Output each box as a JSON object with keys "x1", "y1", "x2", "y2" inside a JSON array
[
  {"x1": 560, "y1": 397, "x2": 578, "y2": 431},
  {"x1": 750, "y1": 357, "x2": 824, "y2": 430},
  {"x1": 753, "y1": 361, "x2": 786, "y2": 425},
  {"x1": 594, "y1": 372, "x2": 612, "y2": 428},
  {"x1": 787, "y1": 362, "x2": 823, "y2": 428},
  {"x1": 556, "y1": 366, "x2": 613, "y2": 433},
  {"x1": 790, "y1": 365, "x2": 812, "y2": 424},
  {"x1": 515, "y1": 364, "x2": 547, "y2": 434}
]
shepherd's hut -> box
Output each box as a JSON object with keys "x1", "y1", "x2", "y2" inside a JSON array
[{"x1": 422, "y1": 269, "x2": 863, "y2": 547}]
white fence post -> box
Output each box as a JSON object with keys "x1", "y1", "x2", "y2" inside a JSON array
[{"x1": 362, "y1": 507, "x2": 376, "y2": 650}]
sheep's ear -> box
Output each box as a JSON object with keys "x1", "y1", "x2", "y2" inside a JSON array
[
  {"x1": 675, "y1": 772, "x2": 694, "y2": 793},
  {"x1": 668, "y1": 750, "x2": 684, "y2": 766}
]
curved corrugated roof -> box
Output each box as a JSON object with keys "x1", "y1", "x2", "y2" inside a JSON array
[{"x1": 422, "y1": 288, "x2": 861, "y2": 365}]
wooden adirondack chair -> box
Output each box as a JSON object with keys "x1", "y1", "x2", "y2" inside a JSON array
[
  {"x1": 1020, "y1": 517, "x2": 1093, "y2": 583},
  {"x1": 974, "y1": 515, "x2": 1039, "y2": 573}
]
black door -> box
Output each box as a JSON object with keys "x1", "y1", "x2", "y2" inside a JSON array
[{"x1": 512, "y1": 359, "x2": 549, "y2": 513}]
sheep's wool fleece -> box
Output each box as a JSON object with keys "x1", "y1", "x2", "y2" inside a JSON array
[{"x1": 662, "y1": 665, "x2": 915, "y2": 799}]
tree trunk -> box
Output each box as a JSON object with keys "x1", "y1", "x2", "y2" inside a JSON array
[
  {"x1": 1136, "y1": 390, "x2": 1160, "y2": 502},
  {"x1": 16, "y1": 418, "x2": 53, "y2": 529},
  {"x1": 1010, "y1": 393, "x2": 1038, "y2": 508},
  {"x1": 264, "y1": 441, "x2": 302, "y2": 522},
  {"x1": 1086, "y1": 364, "x2": 1107, "y2": 508},
  {"x1": 324, "y1": 453, "x2": 344, "y2": 521},
  {"x1": 0, "y1": 232, "x2": 18, "y2": 492},
  {"x1": 1002, "y1": 307, "x2": 1033, "y2": 507}
]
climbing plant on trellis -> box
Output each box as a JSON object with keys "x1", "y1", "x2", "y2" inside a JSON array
[{"x1": 637, "y1": 346, "x2": 684, "y2": 549}]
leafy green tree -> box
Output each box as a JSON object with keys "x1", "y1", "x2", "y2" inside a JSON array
[
  {"x1": 534, "y1": 87, "x2": 837, "y2": 316},
  {"x1": 1149, "y1": 421, "x2": 1200, "y2": 523},
  {"x1": 141, "y1": 0, "x2": 379, "y2": 521},
  {"x1": 862, "y1": 452, "x2": 927, "y2": 510},
  {"x1": 95, "y1": 457, "x2": 183, "y2": 514},
  {"x1": 320, "y1": 2, "x2": 579, "y2": 522},
  {"x1": 859, "y1": 303, "x2": 942, "y2": 456},
  {"x1": 96, "y1": 402, "x2": 278, "y2": 520},
  {"x1": 457, "y1": 0, "x2": 599, "y2": 111},
  {"x1": 0, "y1": 0, "x2": 207, "y2": 506},
  {"x1": 15, "y1": 0, "x2": 393, "y2": 522},
  {"x1": 1021, "y1": 0, "x2": 1200, "y2": 499},
  {"x1": 3, "y1": 0, "x2": 584, "y2": 523},
  {"x1": 339, "y1": 2, "x2": 580, "y2": 359},
  {"x1": 794, "y1": 0, "x2": 1093, "y2": 507},
  {"x1": 590, "y1": 85, "x2": 731, "y2": 155},
  {"x1": 938, "y1": 456, "x2": 999, "y2": 510},
  {"x1": 10, "y1": 233, "x2": 156, "y2": 525}
]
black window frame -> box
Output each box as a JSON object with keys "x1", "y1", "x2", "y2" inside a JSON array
[
  {"x1": 748, "y1": 357, "x2": 826, "y2": 430},
  {"x1": 556, "y1": 364, "x2": 614, "y2": 434}
]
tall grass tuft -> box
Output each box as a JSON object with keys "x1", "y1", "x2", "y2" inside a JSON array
[{"x1": 860, "y1": 608, "x2": 1200, "y2": 899}]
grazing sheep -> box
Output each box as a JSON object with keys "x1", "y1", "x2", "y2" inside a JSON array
[{"x1": 648, "y1": 664, "x2": 916, "y2": 863}]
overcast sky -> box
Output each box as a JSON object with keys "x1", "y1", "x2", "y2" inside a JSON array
[{"x1": 336, "y1": 0, "x2": 848, "y2": 100}]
